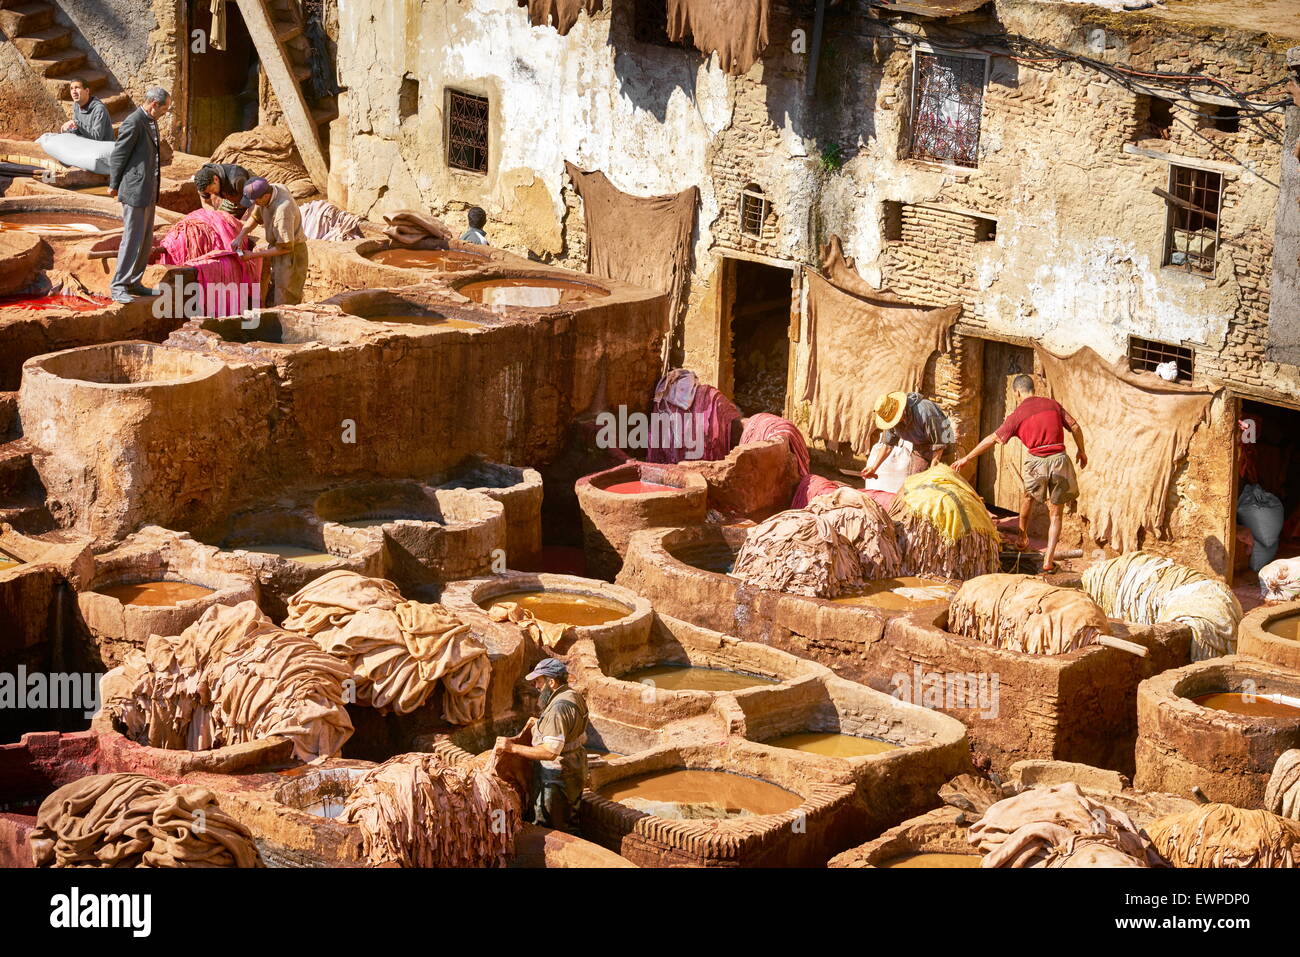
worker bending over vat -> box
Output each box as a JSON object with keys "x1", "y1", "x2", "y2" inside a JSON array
[{"x1": 230, "y1": 177, "x2": 308, "y2": 306}]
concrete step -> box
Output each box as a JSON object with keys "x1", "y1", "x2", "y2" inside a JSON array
[
  {"x1": 46, "y1": 68, "x2": 109, "y2": 100},
  {"x1": 10, "y1": 25, "x2": 70, "y2": 57},
  {"x1": 100, "y1": 91, "x2": 132, "y2": 120},
  {"x1": 30, "y1": 46, "x2": 86, "y2": 78},
  {"x1": 0, "y1": 2, "x2": 54, "y2": 35},
  {"x1": 275, "y1": 21, "x2": 303, "y2": 44}
]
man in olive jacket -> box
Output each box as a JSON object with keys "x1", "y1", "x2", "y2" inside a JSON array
[{"x1": 107, "y1": 87, "x2": 170, "y2": 303}]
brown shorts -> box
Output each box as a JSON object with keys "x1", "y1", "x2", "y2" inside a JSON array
[{"x1": 1023, "y1": 451, "x2": 1078, "y2": 506}]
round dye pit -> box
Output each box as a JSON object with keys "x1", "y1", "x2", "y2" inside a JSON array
[
  {"x1": 458, "y1": 277, "x2": 606, "y2": 308},
  {"x1": 830, "y1": 576, "x2": 958, "y2": 611},
  {"x1": 0, "y1": 552, "x2": 23, "y2": 573},
  {"x1": 0, "y1": 210, "x2": 120, "y2": 234},
  {"x1": 95, "y1": 581, "x2": 217, "y2": 606},
  {"x1": 1266, "y1": 615, "x2": 1300, "y2": 642},
  {"x1": 765, "y1": 731, "x2": 901, "y2": 758},
  {"x1": 32, "y1": 342, "x2": 226, "y2": 386},
  {"x1": 483, "y1": 589, "x2": 630, "y2": 626},
  {"x1": 602, "y1": 480, "x2": 680, "y2": 495},
  {"x1": 1190, "y1": 692, "x2": 1300, "y2": 720},
  {"x1": 598, "y1": 769, "x2": 802, "y2": 820},
  {"x1": 0, "y1": 294, "x2": 111, "y2": 313},
  {"x1": 239, "y1": 543, "x2": 340, "y2": 566},
  {"x1": 361, "y1": 314, "x2": 482, "y2": 329},
  {"x1": 368, "y1": 247, "x2": 490, "y2": 269},
  {"x1": 275, "y1": 767, "x2": 369, "y2": 819},
  {"x1": 618, "y1": 664, "x2": 779, "y2": 692},
  {"x1": 73, "y1": 185, "x2": 114, "y2": 196},
  {"x1": 880, "y1": 851, "x2": 982, "y2": 869}
]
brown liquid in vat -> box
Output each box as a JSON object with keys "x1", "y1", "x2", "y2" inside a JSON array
[
  {"x1": 830, "y1": 576, "x2": 956, "y2": 610},
  {"x1": 766, "y1": 732, "x2": 900, "y2": 758},
  {"x1": 881, "y1": 852, "x2": 982, "y2": 868},
  {"x1": 1192, "y1": 692, "x2": 1300, "y2": 719},
  {"x1": 369, "y1": 248, "x2": 488, "y2": 269},
  {"x1": 244, "y1": 544, "x2": 338, "y2": 565},
  {"x1": 458, "y1": 277, "x2": 601, "y2": 308},
  {"x1": 97, "y1": 581, "x2": 215, "y2": 606},
  {"x1": 1266, "y1": 615, "x2": 1300, "y2": 642},
  {"x1": 620, "y1": 664, "x2": 779, "y2": 692},
  {"x1": 485, "y1": 590, "x2": 630, "y2": 625},
  {"x1": 0, "y1": 553, "x2": 22, "y2": 573},
  {"x1": 361, "y1": 315, "x2": 481, "y2": 329},
  {"x1": 599, "y1": 769, "x2": 802, "y2": 819}
]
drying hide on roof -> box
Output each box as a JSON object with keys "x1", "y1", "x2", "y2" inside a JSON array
[
  {"x1": 1146, "y1": 803, "x2": 1300, "y2": 868},
  {"x1": 517, "y1": 0, "x2": 601, "y2": 34},
  {"x1": 31, "y1": 773, "x2": 262, "y2": 868},
  {"x1": 802, "y1": 268, "x2": 959, "y2": 453},
  {"x1": 1036, "y1": 346, "x2": 1216, "y2": 554},
  {"x1": 730, "y1": 508, "x2": 862, "y2": 598},
  {"x1": 948, "y1": 574, "x2": 1111, "y2": 655},
  {"x1": 342, "y1": 751, "x2": 523, "y2": 868},
  {"x1": 1266, "y1": 750, "x2": 1300, "y2": 822},
  {"x1": 99, "y1": 601, "x2": 354, "y2": 763},
  {"x1": 209, "y1": 124, "x2": 316, "y2": 198},
  {"x1": 284, "y1": 571, "x2": 491, "y2": 725},
  {"x1": 565, "y1": 162, "x2": 697, "y2": 363},
  {"x1": 1081, "y1": 551, "x2": 1242, "y2": 660},
  {"x1": 967, "y1": 783, "x2": 1162, "y2": 868},
  {"x1": 804, "y1": 486, "x2": 903, "y2": 580},
  {"x1": 888, "y1": 464, "x2": 1001, "y2": 580},
  {"x1": 667, "y1": 0, "x2": 770, "y2": 75}
]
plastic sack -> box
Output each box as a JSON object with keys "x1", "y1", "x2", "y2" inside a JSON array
[
  {"x1": 37, "y1": 131, "x2": 115, "y2": 175},
  {"x1": 1237, "y1": 483, "x2": 1284, "y2": 572}
]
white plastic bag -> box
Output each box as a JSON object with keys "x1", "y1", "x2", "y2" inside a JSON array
[{"x1": 37, "y1": 131, "x2": 115, "y2": 175}]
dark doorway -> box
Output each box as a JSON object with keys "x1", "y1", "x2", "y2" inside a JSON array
[
  {"x1": 977, "y1": 339, "x2": 1038, "y2": 514},
  {"x1": 186, "y1": 0, "x2": 260, "y2": 156},
  {"x1": 1232, "y1": 398, "x2": 1300, "y2": 601},
  {"x1": 727, "y1": 258, "x2": 793, "y2": 416}
]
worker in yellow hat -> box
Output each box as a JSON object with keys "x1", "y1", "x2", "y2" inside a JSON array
[{"x1": 859, "y1": 390, "x2": 955, "y2": 483}]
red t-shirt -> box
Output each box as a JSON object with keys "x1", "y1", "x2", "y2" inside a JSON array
[{"x1": 996, "y1": 396, "x2": 1077, "y2": 457}]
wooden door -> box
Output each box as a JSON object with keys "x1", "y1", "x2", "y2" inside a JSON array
[{"x1": 978, "y1": 341, "x2": 1036, "y2": 511}]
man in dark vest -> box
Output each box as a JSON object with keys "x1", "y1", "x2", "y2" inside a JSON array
[
  {"x1": 495, "y1": 657, "x2": 589, "y2": 833},
  {"x1": 107, "y1": 87, "x2": 170, "y2": 303}
]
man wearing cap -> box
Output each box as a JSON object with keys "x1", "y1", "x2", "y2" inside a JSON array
[
  {"x1": 953, "y1": 374, "x2": 1088, "y2": 573},
  {"x1": 228, "y1": 177, "x2": 308, "y2": 306},
  {"x1": 496, "y1": 657, "x2": 589, "y2": 833},
  {"x1": 859, "y1": 391, "x2": 955, "y2": 482}
]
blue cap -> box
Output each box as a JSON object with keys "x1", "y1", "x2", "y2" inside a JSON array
[{"x1": 525, "y1": 657, "x2": 567, "y2": 681}]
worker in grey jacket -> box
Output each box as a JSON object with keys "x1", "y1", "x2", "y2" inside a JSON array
[
  {"x1": 107, "y1": 87, "x2": 170, "y2": 303},
  {"x1": 60, "y1": 78, "x2": 114, "y2": 141}
]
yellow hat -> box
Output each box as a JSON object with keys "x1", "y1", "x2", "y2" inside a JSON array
[{"x1": 873, "y1": 391, "x2": 909, "y2": 431}]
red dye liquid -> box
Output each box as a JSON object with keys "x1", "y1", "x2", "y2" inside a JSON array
[
  {"x1": 0, "y1": 294, "x2": 110, "y2": 312},
  {"x1": 603, "y1": 480, "x2": 679, "y2": 495}
]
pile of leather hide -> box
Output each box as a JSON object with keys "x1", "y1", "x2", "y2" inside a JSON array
[
  {"x1": 1146, "y1": 803, "x2": 1300, "y2": 868},
  {"x1": 948, "y1": 574, "x2": 1111, "y2": 655}
]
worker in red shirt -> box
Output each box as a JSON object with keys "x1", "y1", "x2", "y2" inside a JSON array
[{"x1": 953, "y1": 374, "x2": 1088, "y2": 572}]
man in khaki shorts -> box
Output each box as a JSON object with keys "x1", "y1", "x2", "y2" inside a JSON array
[{"x1": 953, "y1": 374, "x2": 1088, "y2": 572}]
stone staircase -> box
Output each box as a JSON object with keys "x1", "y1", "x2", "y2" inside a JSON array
[{"x1": 0, "y1": 0, "x2": 133, "y2": 126}]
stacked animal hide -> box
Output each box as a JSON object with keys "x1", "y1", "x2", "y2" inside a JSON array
[
  {"x1": 889, "y1": 465, "x2": 1002, "y2": 581},
  {"x1": 210, "y1": 124, "x2": 315, "y2": 198},
  {"x1": 948, "y1": 574, "x2": 1111, "y2": 656},
  {"x1": 730, "y1": 508, "x2": 862, "y2": 598},
  {"x1": 30, "y1": 773, "x2": 261, "y2": 868},
  {"x1": 380, "y1": 210, "x2": 454, "y2": 248},
  {"x1": 1266, "y1": 750, "x2": 1300, "y2": 822},
  {"x1": 1146, "y1": 803, "x2": 1300, "y2": 868},
  {"x1": 804, "y1": 486, "x2": 903, "y2": 581}
]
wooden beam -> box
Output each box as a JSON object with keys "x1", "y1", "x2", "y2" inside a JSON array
[{"x1": 234, "y1": 0, "x2": 328, "y2": 192}]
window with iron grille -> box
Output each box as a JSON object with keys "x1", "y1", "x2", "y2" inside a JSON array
[
  {"x1": 1128, "y1": 336, "x2": 1195, "y2": 381},
  {"x1": 1163, "y1": 164, "x2": 1221, "y2": 274},
  {"x1": 909, "y1": 52, "x2": 986, "y2": 168},
  {"x1": 739, "y1": 185, "x2": 768, "y2": 238},
  {"x1": 445, "y1": 90, "x2": 489, "y2": 174}
]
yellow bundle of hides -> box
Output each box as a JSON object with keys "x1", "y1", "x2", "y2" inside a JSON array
[
  {"x1": 1265, "y1": 750, "x2": 1300, "y2": 822},
  {"x1": 30, "y1": 773, "x2": 261, "y2": 868},
  {"x1": 342, "y1": 751, "x2": 523, "y2": 868},
  {"x1": 804, "y1": 486, "x2": 903, "y2": 580},
  {"x1": 889, "y1": 465, "x2": 1001, "y2": 580},
  {"x1": 1146, "y1": 804, "x2": 1300, "y2": 868},
  {"x1": 949, "y1": 573, "x2": 1111, "y2": 655},
  {"x1": 730, "y1": 508, "x2": 862, "y2": 598},
  {"x1": 1081, "y1": 551, "x2": 1242, "y2": 660},
  {"x1": 283, "y1": 570, "x2": 490, "y2": 725},
  {"x1": 99, "y1": 601, "x2": 354, "y2": 763},
  {"x1": 967, "y1": 782, "x2": 1161, "y2": 868}
]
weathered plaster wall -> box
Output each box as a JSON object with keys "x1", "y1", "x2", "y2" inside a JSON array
[
  {"x1": 1270, "y1": 89, "x2": 1300, "y2": 366},
  {"x1": 0, "y1": 40, "x2": 64, "y2": 140}
]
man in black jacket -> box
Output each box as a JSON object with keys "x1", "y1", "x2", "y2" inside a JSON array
[
  {"x1": 107, "y1": 87, "x2": 170, "y2": 303},
  {"x1": 59, "y1": 78, "x2": 114, "y2": 141}
]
